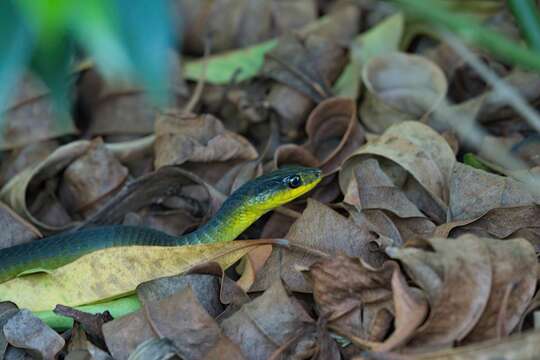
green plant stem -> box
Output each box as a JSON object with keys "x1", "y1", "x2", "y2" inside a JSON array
[
  {"x1": 389, "y1": 0, "x2": 540, "y2": 71},
  {"x1": 508, "y1": 0, "x2": 540, "y2": 51},
  {"x1": 35, "y1": 295, "x2": 141, "y2": 330}
]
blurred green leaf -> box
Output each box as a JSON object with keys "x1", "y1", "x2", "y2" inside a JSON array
[
  {"x1": 333, "y1": 13, "x2": 404, "y2": 98},
  {"x1": 184, "y1": 40, "x2": 277, "y2": 84},
  {"x1": 115, "y1": 0, "x2": 176, "y2": 105},
  {"x1": 0, "y1": 0, "x2": 34, "y2": 111}
]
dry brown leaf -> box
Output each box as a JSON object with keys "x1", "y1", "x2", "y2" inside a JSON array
[
  {"x1": 341, "y1": 121, "x2": 455, "y2": 225},
  {"x1": 448, "y1": 163, "x2": 540, "y2": 221},
  {"x1": 103, "y1": 287, "x2": 243, "y2": 360},
  {"x1": 0, "y1": 140, "x2": 92, "y2": 231},
  {"x1": 307, "y1": 255, "x2": 395, "y2": 341},
  {"x1": 360, "y1": 52, "x2": 447, "y2": 133},
  {"x1": 0, "y1": 74, "x2": 77, "y2": 150},
  {"x1": 3, "y1": 309, "x2": 65, "y2": 359},
  {"x1": 0, "y1": 201, "x2": 41, "y2": 249},
  {"x1": 59, "y1": 138, "x2": 129, "y2": 216},
  {"x1": 252, "y1": 199, "x2": 384, "y2": 292},
  {"x1": 387, "y1": 234, "x2": 536, "y2": 349},
  {"x1": 221, "y1": 280, "x2": 315, "y2": 359},
  {"x1": 178, "y1": 0, "x2": 316, "y2": 54},
  {"x1": 0, "y1": 140, "x2": 58, "y2": 186},
  {"x1": 387, "y1": 235, "x2": 492, "y2": 348}
]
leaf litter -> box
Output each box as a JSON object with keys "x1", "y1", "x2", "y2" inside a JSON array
[{"x1": 1, "y1": 2, "x2": 540, "y2": 359}]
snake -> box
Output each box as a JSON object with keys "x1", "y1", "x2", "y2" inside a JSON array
[{"x1": 0, "y1": 166, "x2": 321, "y2": 283}]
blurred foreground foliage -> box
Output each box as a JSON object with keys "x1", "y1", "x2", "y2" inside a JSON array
[{"x1": 0, "y1": 0, "x2": 176, "y2": 112}]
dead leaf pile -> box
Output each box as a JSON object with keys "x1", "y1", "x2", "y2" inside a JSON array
[{"x1": 1, "y1": 1, "x2": 540, "y2": 359}]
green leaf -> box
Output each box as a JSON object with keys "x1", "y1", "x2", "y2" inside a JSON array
[
  {"x1": 0, "y1": 0, "x2": 33, "y2": 111},
  {"x1": 183, "y1": 40, "x2": 277, "y2": 84},
  {"x1": 333, "y1": 13, "x2": 404, "y2": 98},
  {"x1": 115, "y1": 0, "x2": 176, "y2": 105}
]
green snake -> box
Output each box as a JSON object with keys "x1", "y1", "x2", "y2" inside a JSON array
[{"x1": 0, "y1": 166, "x2": 321, "y2": 283}]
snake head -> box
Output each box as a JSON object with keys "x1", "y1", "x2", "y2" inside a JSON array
[{"x1": 242, "y1": 166, "x2": 322, "y2": 213}]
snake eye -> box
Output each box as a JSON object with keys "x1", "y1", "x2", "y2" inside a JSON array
[{"x1": 287, "y1": 175, "x2": 302, "y2": 189}]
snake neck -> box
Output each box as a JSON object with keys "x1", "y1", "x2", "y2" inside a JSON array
[{"x1": 176, "y1": 195, "x2": 264, "y2": 245}]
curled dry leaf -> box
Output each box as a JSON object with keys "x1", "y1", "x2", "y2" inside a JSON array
[
  {"x1": 307, "y1": 256, "x2": 427, "y2": 352},
  {"x1": 307, "y1": 255, "x2": 394, "y2": 340},
  {"x1": 0, "y1": 240, "x2": 274, "y2": 312},
  {"x1": 0, "y1": 74, "x2": 77, "y2": 151},
  {"x1": 0, "y1": 140, "x2": 92, "y2": 232},
  {"x1": 341, "y1": 121, "x2": 456, "y2": 224},
  {"x1": 253, "y1": 199, "x2": 384, "y2": 292},
  {"x1": 0, "y1": 140, "x2": 58, "y2": 186},
  {"x1": 103, "y1": 287, "x2": 244, "y2": 360},
  {"x1": 221, "y1": 280, "x2": 315, "y2": 359},
  {"x1": 154, "y1": 111, "x2": 258, "y2": 187},
  {"x1": 75, "y1": 166, "x2": 216, "y2": 236},
  {"x1": 387, "y1": 234, "x2": 536, "y2": 348},
  {"x1": 360, "y1": 52, "x2": 447, "y2": 133},
  {"x1": 3, "y1": 309, "x2": 65, "y2": 359},
  {"x1": 448, "y1": 163, "x2": 540, "y2": 221},
  {"x1": 276, "y1": 97, "x2": 365, "y2": 174},
  {"x1": 264, "y1": 5, "x2": 358, "y2": 139}
]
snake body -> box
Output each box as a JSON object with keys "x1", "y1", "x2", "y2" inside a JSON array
[{"x1": 0, "y1": 166, "x2": 321, "y2": 282}]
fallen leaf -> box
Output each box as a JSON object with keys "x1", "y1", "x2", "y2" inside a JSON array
[
  {"x1": 3, "y1": 309, "x2": 65, "y2": 359},
  {"x1": 341, "y1": 121, "x2": 456, "y2": 224},
  {"x1": 0, "y1": 302, "x2": 18, "y2": 358},
  {"x1": 0, "y1": 140, "x2": 91, "y2": 231},
  {"x1": 0, "y1": 74, "x2": 77, "y2": 151},
  {"x1": 360, "y1": 53, "x2": 447, "y2": 133},
  {"x1": 448, "y1": 163, "x2": 540, "y2": 221},
  {"x1": 252, "y1": 199, "x2": 384, "y2": 292},
  {"x1": 128, "y1": 338, "x2": 181, "y2": 360},
  {"x1": 0, "y1": 202, "x2": 41, "y2": 249},
  {"x1": 221, "y1": 280, "x2": 315, "y2": 359},
  {"x1": 334, "y1": 13, "x2": 404, "y2": 98},
  {"x1": 59, "y1": 138, "x2": 129, "y2": 216},
  {"x1": 136, "y1": 273, "x2": 223, "y2": 318},
  {"x1": 103, "y1": 287, "x2": 243, "y2": 360},
  {"x1": 0, "y1": 240, "x2": 275, "y2": 312}
]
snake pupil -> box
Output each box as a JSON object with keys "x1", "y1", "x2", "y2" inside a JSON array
[{"x1": 288, "y1": 175, "x2": 302, "y2": 188}]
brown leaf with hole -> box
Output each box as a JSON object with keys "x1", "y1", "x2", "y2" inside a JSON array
[
  {"x1": 252, "y1": 199, "x2": 384, "y2": 292},
  {"x1": 360, "y1": 52, "x2": 447, "y2": 133},
  {"x1": 448, "y1": 163, "x2": 540, "y2": 221},
  {"x1": 103, "y1": 287, "x2": 243, "y2": 360},
  {"x1": 221, "y1": 280, "x2": 315, "y2": 359}
]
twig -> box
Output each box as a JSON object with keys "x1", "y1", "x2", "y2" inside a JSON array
[
  {"x1": 389, "y1": 0, "x2": 540, "y2": 71},
  {"x1": 443, "y1": 32, "x2": 540, "y2": 133}
]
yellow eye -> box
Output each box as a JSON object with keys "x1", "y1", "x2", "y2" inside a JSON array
[{"x1": 287, "y1": 175, "x2": 302, "y2": 188}]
